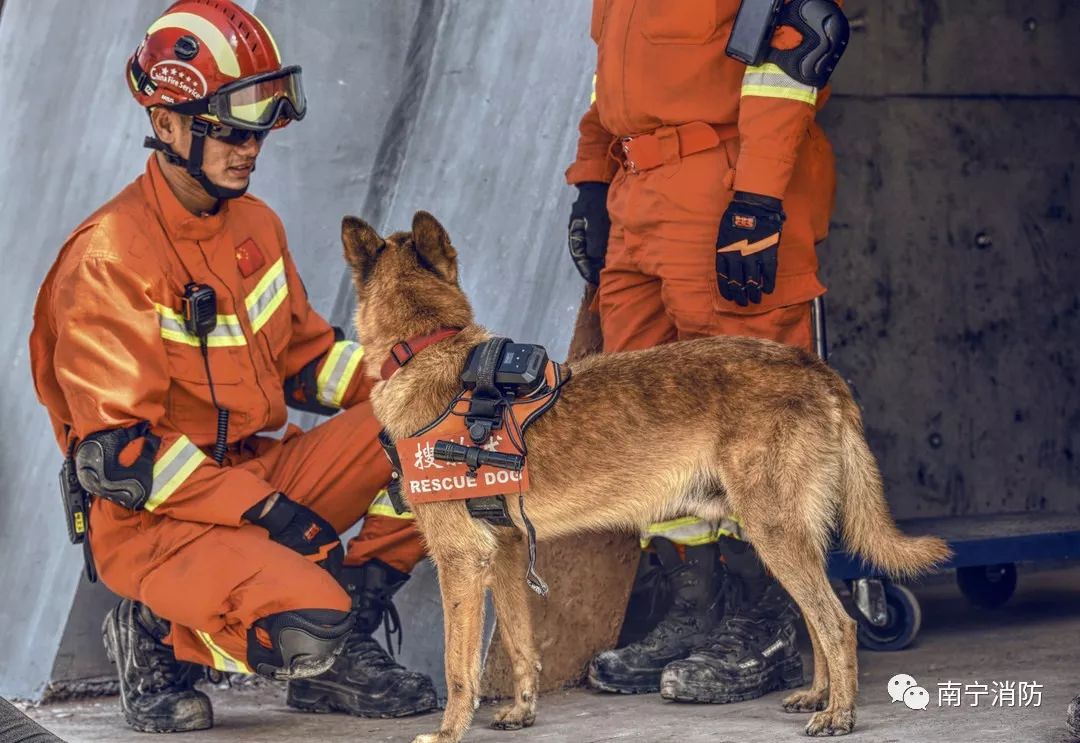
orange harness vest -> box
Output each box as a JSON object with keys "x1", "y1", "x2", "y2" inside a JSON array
[{"x1": 378, "y1": 337, "x2": 569, "y2": 594}]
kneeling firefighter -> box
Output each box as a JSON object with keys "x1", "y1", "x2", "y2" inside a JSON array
[
  {"x1": 30, "y1": 0, "x2": 437, "y2": 732},
  {"x1": 566, "y1": 0, "x2": 847, "y2": 703}
]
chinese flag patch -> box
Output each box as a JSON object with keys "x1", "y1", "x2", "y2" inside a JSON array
[{"x1": 235, "y1": 238, "x2": 266, "y2": 278}]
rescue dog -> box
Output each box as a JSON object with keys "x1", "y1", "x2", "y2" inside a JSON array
[{"x1": 341, "y1": 211, "x2": 951, "y2": 742}]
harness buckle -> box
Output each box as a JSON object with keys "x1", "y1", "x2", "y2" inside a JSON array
[{"x1": 389, "y1": 340, "x2": 414, "y2": 368}]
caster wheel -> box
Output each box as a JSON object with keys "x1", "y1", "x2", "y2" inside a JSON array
[
  {"x1": 957, "y1": 563, "x2": 1017, "y2": 608},
  {"x1": 856, "y1": 584, "x2": 921, "y2": 651}
]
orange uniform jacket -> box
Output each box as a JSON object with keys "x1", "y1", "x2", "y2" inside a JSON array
[
  {"x1": 30, "y1": 155, "x2": 371, "y2": 530},
  {"x1": 567, "y1": 0, "x2": 838, "y2": 201}
]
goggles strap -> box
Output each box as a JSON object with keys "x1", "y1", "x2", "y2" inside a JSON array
[{"x1": 142, "y1": 116, "x2": 248, "y2": 201}]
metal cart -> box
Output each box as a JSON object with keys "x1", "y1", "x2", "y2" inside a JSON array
[{"x1": 828, "y1": 512, "x2": 1080, "y2": 650}]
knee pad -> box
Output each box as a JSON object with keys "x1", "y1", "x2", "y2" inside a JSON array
[{"x1": 247, "y1": 608, "x2": 352, "y2": 680}]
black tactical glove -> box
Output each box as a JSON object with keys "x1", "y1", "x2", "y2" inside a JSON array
[
  {"x1": 244, "y1": 493, "x2": 344, "y2": 577},
  {"x1": 567, "y1": 182, "x2": 612, "y2": 285},
  {"x1": 715, "y1": 192, "x2": 785, "y2": 306}
]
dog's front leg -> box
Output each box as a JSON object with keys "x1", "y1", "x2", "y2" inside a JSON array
[
  {"x1": 489, "y1": 531, "x2": 541, "y2": 731},
  {"x1": 413, "y1": 548, "x2": 491, "y2": 743}
]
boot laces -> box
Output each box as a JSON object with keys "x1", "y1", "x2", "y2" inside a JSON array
[
  {"x1": 705, "y1": 586, "x2": 794, "y2": 656},
  {"x1": 627, "y1": 562, "x2": 708, "y2": 649},
  {"x1": 346, "y1": 596, "x2": 404, "y2": 671},
  {"x1": 132, "y1": 624, "x2": 197, "y2": 694},
  {"x1": 705, "y1": 614, "x2": 767, "y2": 655},
  {"x1": 346, "y1": 633, "x2": 406, "y2": 673}
]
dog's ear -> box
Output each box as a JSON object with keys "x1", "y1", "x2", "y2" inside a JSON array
[
  {"x1": 341, "y1": 216, "x2": 384, "y2": 279},
  {"x1": 411, "y1": 210, "x2": 458, "y2": 283}
]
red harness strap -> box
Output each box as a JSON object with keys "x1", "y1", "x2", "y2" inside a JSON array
[{"x1": 380, "y1": 327, "x2": 462, "y2": 381}]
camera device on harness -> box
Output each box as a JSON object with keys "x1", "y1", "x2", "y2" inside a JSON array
[{"x1": 377, "y1": 336, "x2": 567, "y2": 595}]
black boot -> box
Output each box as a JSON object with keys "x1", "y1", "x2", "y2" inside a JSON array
[
  {"x1": 287, "y1": 560, "x2": 439, "y2": 717},
  {"x1": 1068, "y1": 694, "x2": 1080, "y2": 739},
  {"x1": 588, "y1": 542, "x2": 722, "y2": 694},
  {"x1": 101, "y1": 599, "x2": 212, "y2": 733},
  {"x1": 660, "y1": 538, "x2": 803, "y2": 704},
  {"x1": 616, "y1": 549, "x2": 674, "y2": 648}
]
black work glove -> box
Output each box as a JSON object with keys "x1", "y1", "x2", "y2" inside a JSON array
[
  {"x1": 567, "y1": 182, "x2": 611, "y2": 286},
  {"x1": 244, "y1": 493, "x2": 344, "y2": 577},
  {"x1": 715, "y1": 191, "x2": 785, "y2": 306}
]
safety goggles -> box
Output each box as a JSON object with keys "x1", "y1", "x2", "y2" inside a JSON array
[{"x1": 173, "y1": 66, "x2": 306, "y2": 131}]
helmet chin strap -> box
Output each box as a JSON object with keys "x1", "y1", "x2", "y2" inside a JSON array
[{"x1": 144, "y1": 117, "x2": 249, "y2": 201}]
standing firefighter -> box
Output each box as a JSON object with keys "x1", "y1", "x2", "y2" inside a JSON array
[
  {"x1": 29, "y1": 0, "x2": 437, "y2": 732},
  {"x1": 566, "y1": 0, "x2": 848, "y2": 703}
]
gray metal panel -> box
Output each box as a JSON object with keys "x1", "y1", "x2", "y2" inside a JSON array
[
  {"x1": 344, "y1": 3, "x2": 597, "y2": 689},
  {"x1": 349, "y1": 0, "x2": 594, "y2": 358},
  {"x1": 0, "y1": 0, "x2": 165, "y2": 700},
  {"x1": 247, "y1": 0, "x2": 423, "y2": 311}
]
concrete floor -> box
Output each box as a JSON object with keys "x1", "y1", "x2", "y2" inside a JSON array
[{"x1": 21, "y1": 566, "x2": 1080, "y2": 743}]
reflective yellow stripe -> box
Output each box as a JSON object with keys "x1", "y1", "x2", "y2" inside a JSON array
[
  {"x1": 245, "y1": 257, "x2": 289, "y2": 334},
  {"x1": 590, "y1": 73, "x2": 597, "y2": 104},
  {"x1": 741, "y1": 84, "x2": 817, "y2": 104},
  {"x1": 367, "y1": 489, "x2": 413, "y2": 520},
  {"x1": 640, "y1": 517, "x2": 717, "y2": 547},
  {"x1": 145, "y1": 436, "x2": 207, "y2": 511},
  {"x1": 195, "y1": 630, "x2": 251, "y2": 674},
  {"x1": 716, "y1": 515, "x2": 744, "y2": 540},
  {"x1": 316, "y1": 341, "x2": 365, "y2": 408},
  {"x1": 741, "y1": 63, "x2": 818, "y2": 105},
  {"x1": 155, "y1": 304, "x2": 246, "y2": 348},
  {"x1": 148, "y1": 12, "x2": 241, "y2": 77}
]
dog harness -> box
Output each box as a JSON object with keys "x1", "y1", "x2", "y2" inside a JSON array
[{"x1": 378, "y1": 336, "x2": 569, "y2": 594}]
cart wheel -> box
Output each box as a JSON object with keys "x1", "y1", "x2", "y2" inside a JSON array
[
  {"x1": 856, "y1": 584, "x2": 922, "y2": 651},
  {"x1": 956, "y1": 564, "x2": 1017, "y2": 608}
]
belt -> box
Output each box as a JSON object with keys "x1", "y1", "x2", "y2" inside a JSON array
[{"x1": 617, "y1": 121, "x2": 736, "y2": 174}]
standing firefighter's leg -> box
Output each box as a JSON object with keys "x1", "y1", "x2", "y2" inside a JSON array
[
  {"x1": 660, "y1": 537, "x2": 804, "y2": 704},
  {"x1": 588, "y1": 540, "x2": 723, "y2": 694}
]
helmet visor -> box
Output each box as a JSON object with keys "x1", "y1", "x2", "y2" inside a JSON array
[{"x1": 214, "y1": 66, "x2": 306, "y2": 130}]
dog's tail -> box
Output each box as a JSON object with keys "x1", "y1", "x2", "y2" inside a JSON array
[{"x1": 837, "y1": 395, "x2": 951, "y2": 578}]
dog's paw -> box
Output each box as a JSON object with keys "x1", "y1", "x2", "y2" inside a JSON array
[
  {"x1": 490, "y1": 703, "x2": 536, "y2": 731},
  {"x1": 411, "y1": 733, "x2": 454, "y2": 743},
  {"x1": 783, "y1": 688, "x2": 829, "y2": 713},
  {"x1": 804, "y1": 708, "x2": 856, "y2": 736}
]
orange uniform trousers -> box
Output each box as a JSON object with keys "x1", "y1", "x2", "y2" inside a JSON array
[
  {"x1": 89, "y1": 402, "x2": 422, "y2": 672},
  {"x1": 597, "y1": 122, "x2": 836, "y2": 355}
]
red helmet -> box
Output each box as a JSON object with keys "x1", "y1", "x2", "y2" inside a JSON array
[{"x1": 128, "y1": 0, "x2": 304, "y2": 131}]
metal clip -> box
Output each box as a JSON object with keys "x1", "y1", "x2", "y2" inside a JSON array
[{"x1": 621, "y1": 137, "x2": 638, "y2": 174}]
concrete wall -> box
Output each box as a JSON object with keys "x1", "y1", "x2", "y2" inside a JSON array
[
  {"x1": 820, "y1": 0, "x2": 1080, "y2": 519},
  {"x1": 1, "y1": 0, "x2": 1076, "y2": 701}
]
